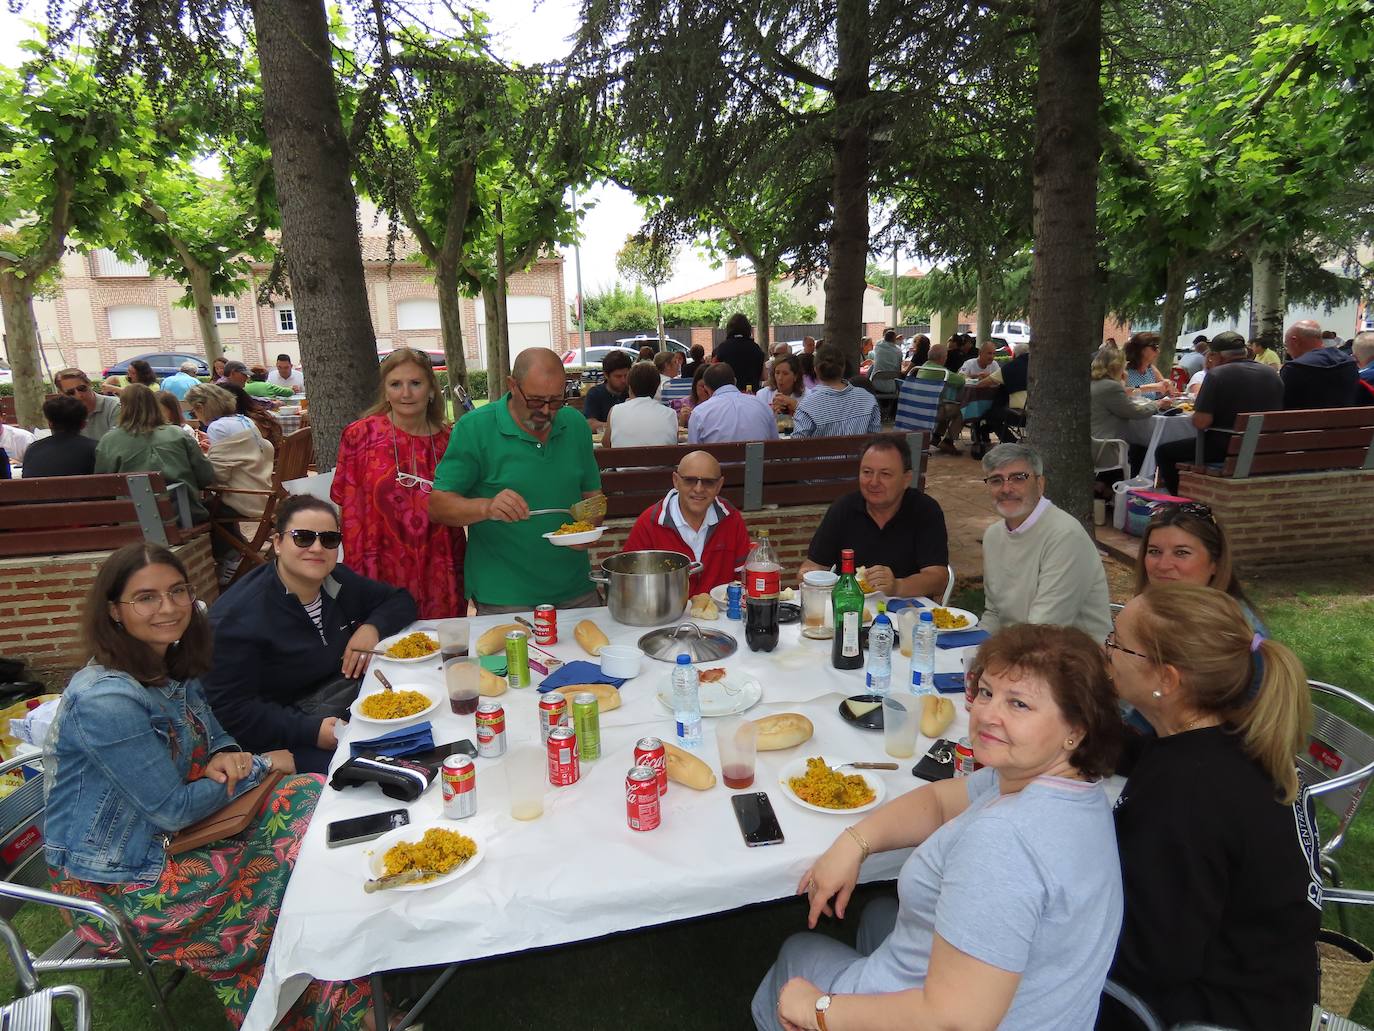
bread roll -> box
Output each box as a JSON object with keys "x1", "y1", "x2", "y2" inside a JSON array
[
  {"x1": 554, "y1": 683, "x2": 621, "y2": 712},
  {"x1": 479, "y1": 668, "x2": 508, "y2": 697},
  {"x1": 475, "y1": 623, "x2": 525, "y2": 656},
  {"x1": 753, "y1": 712, "x2": 814, "y2": 751},
  {"x1": 663, "y1": 742, "x2": 716, "y2": 790},
  {"x1": 574, "y1": 620, "x2": 610, "y2": 656},
  {"x1": 920, "y1": 695, "x2": 955, "y2": 738}
]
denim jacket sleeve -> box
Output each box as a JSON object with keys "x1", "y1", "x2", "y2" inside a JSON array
[{"x1": 65, "y1": 687, "x2": 263, "y2": 833}]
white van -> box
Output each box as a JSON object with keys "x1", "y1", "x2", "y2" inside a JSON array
[{"x1": 991, "y1": 321, "x2": 1031, "y2": 347}]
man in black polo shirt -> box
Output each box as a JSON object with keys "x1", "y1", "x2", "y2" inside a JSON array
[
  {"x1": 1155, "y1": 331, "x2": 1283, "y2": 495},
  {"x1": 582, "y1": 349, "x2": 632, "y2": 431},
  {"x1": 798, "y1": 434, "x2": 949, "y2": 598},
  {"x1": 1280, "y1": 319, "x2": 1358, "y2": 409}
]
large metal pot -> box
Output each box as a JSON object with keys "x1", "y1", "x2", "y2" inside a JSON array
[{"x1": 589, "y1": 550, "x2": 702, "y2": 626}]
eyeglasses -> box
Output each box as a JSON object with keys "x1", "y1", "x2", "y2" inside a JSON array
[
  {"x1": 1151, "y1": 501, "x2": 1215, "y2": 523},
  {"x1": 61, "y1": 384, "x2": 91, "y2": 396},
  {"x1": 514, "y1": 382, "x2": 565, "y2": 410},
  {"x1": 983, "y1": 471, "x2": 1034, "y2": 488},
  {"x1": 1104, "y1": 630, "x2": 1151, "y2": 661},
  {"x1": 396, "y1": 471, "x2": 433, "y2": 494},
  {"x1": 118, "y1": 583, "x2": 196, "y2": 617},
  {"x1": 284, "y1": 528, "x2": 343, "y2": 550},
  {"x1": 676, "y1": 475, "x2": 723, "y2": 488}
]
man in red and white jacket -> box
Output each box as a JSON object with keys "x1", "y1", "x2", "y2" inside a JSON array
[{"x1": 625, "y1": 450, "x2": 751, "y2": 596}]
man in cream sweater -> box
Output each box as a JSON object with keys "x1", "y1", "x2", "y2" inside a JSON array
[{"x1": 979, "y1": 443, "x2": 1111, "y2": 641}]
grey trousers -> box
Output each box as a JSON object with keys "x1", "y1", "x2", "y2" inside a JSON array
[
  {"x1": 474, "y1": 589, "x2": 603, "y2": 615},
  {"x1": 751, "y1": 896, "x2": 899, "y2": 1031}
]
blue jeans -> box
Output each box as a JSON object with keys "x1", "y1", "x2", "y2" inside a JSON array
[{"x1": 751, "y1": 896, "x2": 899, "y2": 1030}]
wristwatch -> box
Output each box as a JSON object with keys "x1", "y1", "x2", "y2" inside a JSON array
[
  {"x1": 815, "y1": 994, "x2": 832, "y2": 1031},
  {"x1": 262, "y1": 753, "x2": 274, "y2": 773}
]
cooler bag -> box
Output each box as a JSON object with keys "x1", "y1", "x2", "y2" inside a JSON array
[{"x1": 1125, "y1": 489, "x2": 1190, "y2": 537}]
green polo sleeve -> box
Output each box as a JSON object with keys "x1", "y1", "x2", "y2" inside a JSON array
[{"x1": 434, "y1": 415, "x2": 482, "y2": 495}]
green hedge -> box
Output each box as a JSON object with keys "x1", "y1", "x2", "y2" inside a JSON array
[
  {"x1": 0, "y1": 381, "x2": 56, "y2": 397},
  {"x1": 438, "y1": 370, "x2": 488, "y2": 399}
]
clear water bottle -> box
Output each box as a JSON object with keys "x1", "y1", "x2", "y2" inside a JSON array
[
  {"x1": 910, "y1": 610, "x2": 937, "y2": 696},
  {"x1": 672, "y1": 654, "x2": 702, "y2": 751},
  {"x1": 865, "y1": 603, "x2": 894, "y2": 696}
]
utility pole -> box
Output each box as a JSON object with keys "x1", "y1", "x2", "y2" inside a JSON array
[
  {"x1": 890, "y1": 249, "x2": 899, "y2": 330},
  {"x1": 571, "y1": 187, "x2": 588, "y2": 366}
]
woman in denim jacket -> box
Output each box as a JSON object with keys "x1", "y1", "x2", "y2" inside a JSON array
[{"x1": 44, "y1": 543, "x2": 374, "y2": 1029}]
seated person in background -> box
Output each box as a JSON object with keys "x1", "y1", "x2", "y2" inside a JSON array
[
  {"x1": 682, "y1": 343, "x2": 705, "y2": 379},
  {"x1": 958, "y1": 339, "x2": 1002, "y2": 384},
  {"x1": 676, "y1": 363, "x2": 712, "y2": 427},
  {"x1": 604, "y1": 361, "x2": 679, "y2": 448},
  {"x1": 908, "y1": 342, "x2": 966, "y2": 454},
  {"x1": 160, "y1": 360, "x2": 202, "y2": 400},
  {"x1": 156, "y1": 390, "x2": 207, "y2": 450},
  {"x1": 687, "y1": 362, "x2": 778, "y2": 444},
  {"x1": 54, "y1": 367, "x2": 121, "y2": 440},
  {"x1": 1250, "y1": 336, "x2": 1282, "y2": 369},
  {"x1": 652, "y1": 349, "x2": 679, "y2": 399},
  {"x1": 979, "y1": 443, "x2": 1111, "y2": 641},
  {"x1": 1281, "y1": 318, "x2": 1357, "y2": 410},
  {"x1": 94, "y1": 384, "x2": 215, "y2": 522},
  {"x1": 126, "y1": 358, "x2": 159, "y2": 388},
  {"x1": 638, "y1": 343, "x2": 655, "y2": 362},
  {"x1": 1122, "y1": 332, "x2": 1174, "y2": 396},
  {"x1": 19, "y1": 395, "x2": 98, "y2": 478},
  {"x1": 799, "y1": 434, "x2": 949, "y2": 598},
  {"x1": 792, "y1": 345, "x2": 881, "y2": 439},
  {"x1": 221, "y1": 381, "x2": 285, "y2": 451},
  {"x1": 624, "y1": 450, "x2": 749, "y2": 595},
  {"x1": 985, "y1": 340, "x2": 1030, "y2": 445},
  {"x1": 758, "y1": 353, "x2": 805, "y2": 416},
  {"x1": 1155, "y1": 332, "x2": 1283, "y2": 496},
  {"x1": 206, "y1": 495, "x2": 417, "y2": 774},
  {"x1": 1176, "y1": 335, "x2": 1210, "y2": 377},
  {"x1": 0, "y1": 423, "x2": 35, "y2": 466},
  {"x1": 582, "y1": 349, "x2": 632, "y2": 432},
  {"x1": 1089, "y1": 346, "x2": 1165, "y2": 475},
  {"x1": 1355, "y1": 331, "x2": 1374, "y2": 404},
  {"x1": 799, "y1": 351, "x2": 819, "y2": 390},
  {"x1": 267, "y1": 353, "x2": 305, "y2": 393},
  {"x1": 1101, "y1": 585, "x2": 1318, "y2": 1030},
  {"x1": 1185, "y1": 348, "x2": 1216, "y2": 396},
  {"x1": 871, "y1": 329, "x2": 903, "y2": 376},
  {"x1": 246, "y1": 365, "x2": 295, "y2": 400},
  {"x1": 755, "y1": 623, "x2": 1123, "y2": 1031}
]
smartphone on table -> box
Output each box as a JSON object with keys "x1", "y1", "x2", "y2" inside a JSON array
[
  {"x1": 731, "y1": 792, "x2": 785, "y2": 847},
  {"x1": 326, "y1": 808, "x2": 409, "y2": 848}
]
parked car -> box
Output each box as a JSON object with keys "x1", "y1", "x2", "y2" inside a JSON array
[
  {"x1": 562, "y1": 336, "x2": 688, "y2": 366},
  {"x1": 378, "y1": 345, "x2": 447, "y2": 371},
  {"x1": 0, "y1": 358, "x2": 11, "y2": 386},
  {"x1": 990, "y1": 321, "x2": 1031, "y2": 348},
  {"x1": 103, "y1": 353, "x2": 210, "y2": 379}
]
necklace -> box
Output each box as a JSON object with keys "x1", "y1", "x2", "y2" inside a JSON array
[
  {"x1": 389, "y1": 414, "x2": 436, "y2": 493},
  {"x1": 1176, "y1": 713, "x2": 1217, "y2": 734}
]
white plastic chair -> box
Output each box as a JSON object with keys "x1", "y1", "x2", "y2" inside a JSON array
[{"x1": 1093, "y1": 436, "x2": 1130, "y2": 478}]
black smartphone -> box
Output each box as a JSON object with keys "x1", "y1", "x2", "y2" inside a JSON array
[
  {"x1": 731, "y1": 792, "x2": 785, "y2": 847},
  {"x1": 326, "y1": 809, "x2": 409, "y2": 848}
]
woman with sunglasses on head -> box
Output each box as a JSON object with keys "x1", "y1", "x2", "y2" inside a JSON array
[
  {"x1": 43, "y1": 543, "x2": 377, "y2": 1028},
  {"x1": 331, "y1": 348, "x2": 466, "y2": 617},
  {"x1": 1101, "y1": 584, "x2": 1320, "y2": 1030},
  {"x1": 205, "y1": 495, "x2": 417, "y2": 774}
]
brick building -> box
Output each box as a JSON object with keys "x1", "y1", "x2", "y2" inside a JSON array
[{"x1": 15, "y1": 238, "x2": 567, "y2": 377}]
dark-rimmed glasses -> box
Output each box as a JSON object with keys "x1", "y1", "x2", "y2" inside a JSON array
[
  {"x1": 118, "y1": 583, "x2": 196, "y2": 617},
  {"x1": 284, "y1": 528, "x2": 343, "y2": 550},
  {"x1": 1104, "y1": 630, "x2": 1151, "y2": 661},
  {"x1": 513, "y1": 381, "x2": 565, "y2": 411}
]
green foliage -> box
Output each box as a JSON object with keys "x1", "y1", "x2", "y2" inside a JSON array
[
  {"x1": 879, "y1": 258, "x2": 1032, "y2": 325},
  {"x1": 615, "y1": 234, "x2": 676, "y2": 292},
  {"x1": 661, "y1": 299, "x2": 723, "y2": 328},
  {"x1": 577, "y1": 283, "x2": 658, "y2": 331},
  {"x1": 716, "y1": 285, "x2": 815, "y2": 327}
]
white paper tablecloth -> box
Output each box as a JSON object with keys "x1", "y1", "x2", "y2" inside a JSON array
[
  {"x1": 242, "y1": 605, "x2": 978, "y2": 1029},
  {"x1": 1123, "y1": 411, "x2": 1195, "y2": 481}
]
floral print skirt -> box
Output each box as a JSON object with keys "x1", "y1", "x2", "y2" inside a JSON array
[{"x1": 51, "y1": 773, "x2": 371, "y2": 1029}]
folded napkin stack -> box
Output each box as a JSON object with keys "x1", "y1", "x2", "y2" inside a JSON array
[
  {"x1": 349, "y1": 721, "x2": 435, "y2": 759},
  {"x1": 936, "y1": 628, "x2": 991, "y2": 649}
]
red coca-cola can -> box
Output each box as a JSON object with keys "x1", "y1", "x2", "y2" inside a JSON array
[
  {"x1": 547, "y1": 726, "x2": 579, "y2": 786},
  {"x1": 533, "y1": 604, "x2": 558, "y2": 645},
  {"x1": 476, "y1": 700, "x2": 506, "y2": 758},
  {"x1": 626, "y1": 766, "x2": 661, "y2": 831},
  {"x1": 538, "y1": 692, "x2": 568, "y2": 743},
  {"x1": 441, "y1": 755, "x2": 476, "y2": 818},
  {"x1": 633, "y1": 736, "x2": 667, "y2": 797},
  {"x1": 954, "y1": 737, "x2": 980, "y2": 778}
]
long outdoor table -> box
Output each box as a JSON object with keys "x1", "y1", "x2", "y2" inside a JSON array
[
  {"x1": 1123, "y1": 410, "x2": 1195, "y2": 482},
  {"x1": 242, "y1": 604, "x2": 980, "y2": 1030}
]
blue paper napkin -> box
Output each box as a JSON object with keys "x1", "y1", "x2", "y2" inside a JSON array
[
  {"x1": 933, "y1": 672, "x2": 967, "y2": 694},
  {"x1": 537, "y1": 660, "x2": 628, "y2": 693},
  {"x1": 882, "y1": 598, "x2": 925, "y2": 613},
  {"x1": 936, "y1": 628, "x2": 991, "y2": 649},
  {"x1": 349, "y1": 721, "x2": 435, "y2": 758}
]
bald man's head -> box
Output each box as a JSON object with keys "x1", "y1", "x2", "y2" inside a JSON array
[
  {"x1": 1284, "y1": 319, "x2": 1323, "y2": 357},
  {"x1": 677, "y1": 450, "x2": 721, "y2": 479},
  {"x1": 512, "y1": 347, "x2": 565, "y2": 381},
  {"x1": 673, "y1": 450, "x2": 725, "y2": 523}
]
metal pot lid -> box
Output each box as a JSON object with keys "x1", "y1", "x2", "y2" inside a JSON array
[{"x1": 637, "y1": 622, "x2": 738, "y2": 663}]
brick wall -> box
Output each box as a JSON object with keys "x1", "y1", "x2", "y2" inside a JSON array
[
  {"x1": 1178, "y1": 467, "x2": 1374, "y2": 571},
  {"x1": 0, "y1": 534, "x2": 219, "y2": 689},
  {"x1": 588, "y1": 504, "x2": 828, "y2": 584}
]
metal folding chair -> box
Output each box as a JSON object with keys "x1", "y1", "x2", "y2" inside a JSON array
[
  {"x1": 939, "y1": 565, "x2": 956, "y2": 607},
  {"x1": 0, "y1": 754, "x2": 179, "y2": 1030},
  {"x1": 0, "y1": 981, "x2": 92, "y2": 1031}
]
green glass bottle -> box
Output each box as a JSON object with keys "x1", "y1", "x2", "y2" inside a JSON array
[{"x1": 831, "y1": 548, "x2": 864, "y2": 670}]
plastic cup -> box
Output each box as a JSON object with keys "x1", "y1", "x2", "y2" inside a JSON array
[
  {"x1": 897, "y1": 609, "x2": 920, "y2": 657},
  {"x1": 883, "y1": 696, "x2": 919, "y2": 758},
  {"x1": 506, "y1": 745, "x2": 546, "y2": 820},
  {"x1": 717, "y1": 717, "x2": 758, "y2": 789},
  {"x1": 437, "y1": 620, "x2": 480, "y2": 715}
]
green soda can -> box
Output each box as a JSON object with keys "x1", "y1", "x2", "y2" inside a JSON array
[
  {"x1": 505, "y1": 630, "x2": 530, "y2": 689},
  {"x1": 571, "y1": 692, "x2": 601, "y2": 761}
]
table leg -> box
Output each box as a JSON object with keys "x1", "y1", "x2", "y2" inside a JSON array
[
  {"x1": 1137, "y1": 417, "x2": 1168, "y2": 483},
  {"x1": 371, "y1": 973, "x2": 389, "y2": 1031}
]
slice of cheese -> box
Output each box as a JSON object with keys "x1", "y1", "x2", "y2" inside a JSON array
[{"x1": 845, "y1": 698, "x2": 882, "y2": 718}]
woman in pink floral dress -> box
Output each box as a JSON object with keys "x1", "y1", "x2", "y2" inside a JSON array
[{"x1": 332, "y1": 349, "x2": 466, "y2": 617}]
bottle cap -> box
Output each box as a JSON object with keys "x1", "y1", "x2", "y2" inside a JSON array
[
  {"x1": 920, "y1": 611, "x2": 934, "y2": 622},
  {"x1": 676, "y1": 654, "x2": 691, "y2": 665}
]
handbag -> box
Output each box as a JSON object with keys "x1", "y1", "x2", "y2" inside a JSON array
[
  {"x1": 168, "y1": 770, "x2": 284, "y2": 854},
  {"x1": 293, "y1": 674, "x2": 362, "y2": 719}
]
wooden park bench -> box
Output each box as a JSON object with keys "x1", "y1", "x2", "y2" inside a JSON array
[
  {"x1": 0, "y1": 473, "x2": 192, "y2": 557},
  {"x1": 1189, "y1": 406, "x2": 1374, "y2": 478}
]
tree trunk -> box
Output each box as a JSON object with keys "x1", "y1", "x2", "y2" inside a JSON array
[
  {"x1": 976, "y1": 263, "x2": 993, "y2": 344},
  {"x1": 482, "y1": 283, "x2": 503, "y2": 400},
  {"x1": 1158, "y1": 252, "x2": 1186, "y2": 374},
  {"x1": 1251, "y1": 239, "x2": 1287, "y2": 352},
  {"x1": 250, "y1": 0, "x2": 377, "y2": 471},
  {"x1": 820, "y1": 0, "x2": 871, "y2": 377},
  {"x1": 186, "y1": 263, "x2": 224, "y2": 367},
  {"x1": 754, "y1": 271, "x2": 771, "y2": 351},
  {"x1": 434, "y1": 267, "x2": 469, "y2": 403},
  {"x1": 0, "y1": 273, "x2": 47, "y2": 429},
  {"x1": 1027, "y1": 0, "x2": 1101, "y2": 528}
]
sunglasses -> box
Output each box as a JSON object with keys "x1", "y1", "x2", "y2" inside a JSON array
[
  {"x1": 61, "y1": 384, "x2": 91, "y2": 396},
  {"x1": 1151, "y1": 500, "x2": 1215, "y2": 523},
  {"x1": 676, "y1": 475, "x2": 723, "y2": 488},
  {"x1": 283, "y1": 528, "x2": 343, "y2": 550}
]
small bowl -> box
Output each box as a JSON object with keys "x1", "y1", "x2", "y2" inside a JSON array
[{"x1": 599, "y1": 645, "x2": 642, "y2": 679}]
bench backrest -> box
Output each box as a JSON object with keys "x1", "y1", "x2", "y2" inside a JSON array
[
  {"x1": 596, "y1": 433, "x2": 929, "y2": 519},
  {"x1": 0, "y1": 395, "x2": 61, "y2": 428},
  {"x1": 0, "y1": 473, "x2": 183, "y2": 557},
  {"x1": 1219, "y1": 407, "x2": 1374, "y2": 477}
]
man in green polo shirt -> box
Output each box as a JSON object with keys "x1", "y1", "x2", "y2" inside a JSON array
[
  {"x1": 909, "y1": 341, "x2": 967, "y2": 454},
  {"x1": 431, "y1": 347, "x2": 604, "y2": 613}
]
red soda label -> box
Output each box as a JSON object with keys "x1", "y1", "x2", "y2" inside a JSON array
[{"x1": 746, "y1": 569, "x2": 781, "y2": 598}]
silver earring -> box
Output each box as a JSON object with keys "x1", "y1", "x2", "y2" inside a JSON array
[{"x1": 1151, "y1": 690, "x2": 1162, "y2": 698}]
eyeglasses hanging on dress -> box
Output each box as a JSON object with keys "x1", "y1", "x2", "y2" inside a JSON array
[{"x1": 392, "y1": 421, "x2": 436, "y2": 494}]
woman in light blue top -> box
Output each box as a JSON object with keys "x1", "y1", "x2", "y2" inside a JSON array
[{"x1": 753, "y1": 624, "x2": 1124, "y2": 1031}]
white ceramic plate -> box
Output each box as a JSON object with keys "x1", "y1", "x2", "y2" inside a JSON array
[
  {"x1": 373, "y1": 628, "x2": 442, "y2": 665},
  {"x1": 930, "y1": 607, "x2": 979, "y2": 633},
  {"x1": 657, "y1": 673, "x2": 762, "y2": 717},
  {"x1": 350, "y1": 682, "x2": 443, "y2": 725},
  {"x1": 777, "y1": 754, "x2": 887, "y2": 816},
  {"x1": 364, "y1": 822, "x2": 485, "y2": 893},
  {"x1": 708, "y1": 584, "x2": 796, "y2": 607},
  {"x1": 543, "y1": 527, "x2": 605, "y2": 547}
]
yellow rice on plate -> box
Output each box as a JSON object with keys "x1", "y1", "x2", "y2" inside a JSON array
[
  {"x1": 788, "y1": 757, "x2": 876, "y2": 810},
  {"x1": 932, "y1": 608, "x2": 970, "y2": 630},
  {"x1": 385, "y1": 632, "x2": 439, "y2": 659},
  {"x1": 382, "y1": 828, "x2": 477, "y2": 881},
  {"x1": 554, "y1": 520, "x2": 595, "y2": 535},
  {"x1": 358, "y1": 689, "x2": 431, "y2": 720}
]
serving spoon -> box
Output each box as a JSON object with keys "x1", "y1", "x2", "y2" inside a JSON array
[{"x1": 526, "y1": 494, "x2": 609, "y2": 522}]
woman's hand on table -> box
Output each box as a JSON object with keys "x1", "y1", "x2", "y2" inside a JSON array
[
  {"x1": 778, "y1": 977, "x2": 824, "y2": 1031},
  {"x1": 798, "y1": 830, "x2": 865, "y2": 927},
  {"x1": 342, "y1": 624, "x2": 380, "y2": 678},
  {"x1": 206, "y1": 750, "x2": 256, "y2": 795}
]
